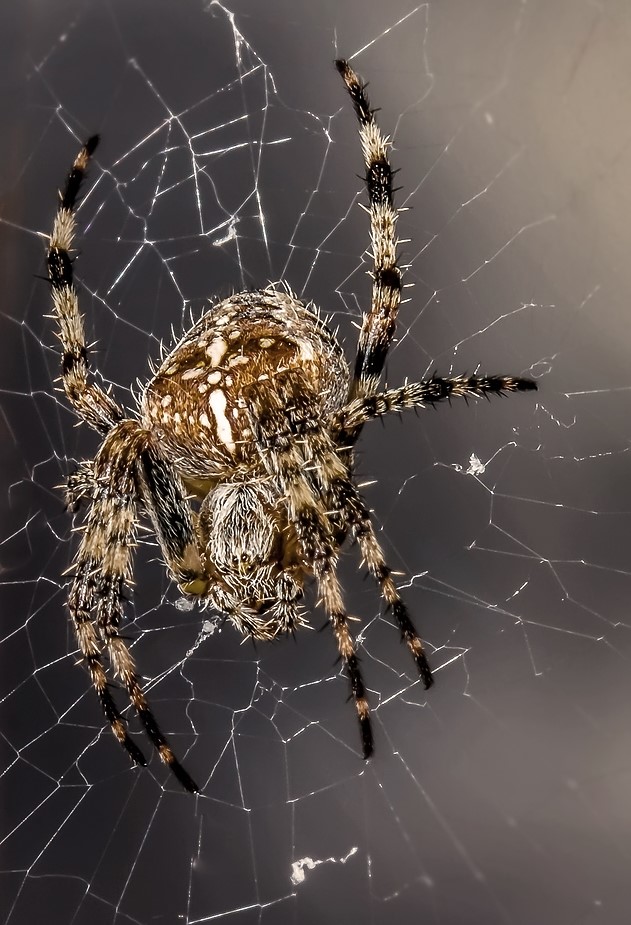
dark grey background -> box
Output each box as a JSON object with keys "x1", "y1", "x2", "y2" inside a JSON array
[{"x1": 1, "y1": 1, "x2": 630, "y2": 923}]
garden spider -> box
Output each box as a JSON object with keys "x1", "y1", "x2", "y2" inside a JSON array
[{"x1": 47, "y1": 60, "x2": 536, "y2": 792}]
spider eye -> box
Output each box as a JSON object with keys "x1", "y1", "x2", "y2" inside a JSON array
[{"x1": 231, "y1": 553, "x2": 255, "y2": 575}]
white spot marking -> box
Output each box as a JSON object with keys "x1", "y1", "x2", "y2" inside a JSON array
[
  {"x1": 208, "y1": 389, "x2": 235, "y2": 452},
  {"x1": 198, "y1": 383, "x2": 208, "y2": 394},
  {"x1": 161, "y1": 395, "x2": 172, "y2": 407},
  {"x1": 299, "y1": 339, "x2": 315, "y2": 361},
  {"x1": 207, "y1": 370, "x2": 222, "y2": 384},
  {"x1": 199, "y1": 412, "x2": 212, "y2": 429},
  {"x1": 259, "y1": 337, "x2": 275, "y2": 348},
  {"x1": 228, "y1": 355, "x2": 249, "y2": 367},
  {"x1": 182, "y1": 367, "x2": 205, "y2": 380},
  {"x1": 206, "y1": 337, "x2": 227, "y2": 366}
]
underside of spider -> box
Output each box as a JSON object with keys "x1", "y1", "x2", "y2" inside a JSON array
[{"x1": 46, "y1": 60, "x2": 536, "y2": 792}]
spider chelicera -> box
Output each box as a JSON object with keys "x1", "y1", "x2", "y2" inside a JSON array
[{"x1": 46, "y1": 60, "x2": 536, "y2": 792}]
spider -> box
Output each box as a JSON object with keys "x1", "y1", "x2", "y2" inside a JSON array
[{"x1": 46, "y1": 59, "x2": 536, "y2": 793}]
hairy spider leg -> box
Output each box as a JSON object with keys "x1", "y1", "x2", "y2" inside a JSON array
[
  {"x1": 258, "y1": 371, "x2": 435, "y2": 692},
  {"x1": 327, "y1": 476, "x2": 434, "y2": 688},
  {"x1": 49, "y1": 141, "x2": 201, "y2": 792},
  {"x1": 70, "y1": 421, "x2": 199, "y2": 792},
  {"x1": 47, "y1": 136, "x2": 124, "y2": 434},
  {"x1": 336, "y1": 59, "x2": 402, "y2": 409},
  {"x1": 335, "y1": 375, "x2": 538, "y2": 433},
  {"x1": 245, "y1": 371, "x2": 374, "y2": 757}
]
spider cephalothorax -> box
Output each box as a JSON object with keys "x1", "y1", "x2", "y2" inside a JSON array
[{"x1": 47, "y1": 60, "x2": 536, "y2": 792}]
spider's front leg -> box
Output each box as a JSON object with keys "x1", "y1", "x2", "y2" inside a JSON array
[
  {"x1": 335, "y1": 60, "x2": 538, "y2": 440},
  {"x1": 47, "y1": 136, "x2": 125, "y2": 435}
]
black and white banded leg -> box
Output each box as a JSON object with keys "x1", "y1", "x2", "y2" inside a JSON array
[
  {"x1": 245, "y1": 377, "x2": 374, "y2": 758},
  {"x1": 334, "y1": 374, "x2": 538, "y2": 435},
  {"x1": 330, "y1": 475, "x2": 434, "y2": 688},
  {"x1": 70, "y1": 421, "x2": 199, "y2": 792},
  {"x1": 47, "y1": 136, "x2": 124, "y2": 435},
  {"x1": 336, "y1": 59, "x2": 402, "y2": 406}
]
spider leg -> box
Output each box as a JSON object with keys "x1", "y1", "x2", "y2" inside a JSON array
[
  {"x1": 246, "y1": 365, "x2": 432, "y2": 692},
  {"x1": 72, "y1": 420, "x2": 199, "y2": 792},
  {"x1": 47, "y1": 137, "x2": 125, "y2": 434},
  {"x1": 330, "y1": 477, "x2": 434, "y2": 688},
  {"x1": 69, "y1": 565, "x2": 148, "y2": 768},
  {"x1": 330, "y1": 376, "x2": 536, "y2": 676},
  {"x1": 270, "y1": 572, "x2": 306, "y2": 635},
  {"x1": 333, "y1": 374, "x2": 537, "y2": 435},
  {"x1": 295, "y1": 497, "x2": 372, "y2": 757},
  {"x1": 314, "y1": 541, "x2": 373, "y2": 758},
  {"x1": 65, "y1": 459, "x2": 98, "y2": 511},
  {"x1": 245, "y1": 375, "x2": 373, "y2": 757},
  {"x1": 286, "y1": 487, "x2": 372, "y2": 756},
  {"x1": 136, "y1": 442, "x2": 206, "y2": 594},
  {"x1": 336, "y1": 60, "x2": 401, "y2": 410}
]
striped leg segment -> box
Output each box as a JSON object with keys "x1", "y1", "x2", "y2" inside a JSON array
[
  {"x1": 334, "y1": 374, "x2": 537, "y2": 434},
  {"x1": 71, "y1": 420, "x2": 199, "y2": 792},
  {"x1": 47, "y1": 136, "x2": 125, "y2": 434},
  {"x1": 330, "y1": 476, "x2": 434, "y2": 689},
  {"x1": 137, "y1": 443, "x2": 206, "y2": 593},
  {"x1": 336, "y1": 59, "x2": 402, "y2": 406},
  {"x1": 245, "y1": 374, "x2": 374, "y2": 758}
]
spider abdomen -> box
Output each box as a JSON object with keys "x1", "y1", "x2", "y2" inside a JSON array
[{"x1": 141, "y1": 288, "x2": 348, "y2": 479}]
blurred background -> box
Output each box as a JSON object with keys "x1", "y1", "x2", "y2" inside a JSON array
[{"x1": 1, "y1": 1, "x2": 631, "y2": 922}]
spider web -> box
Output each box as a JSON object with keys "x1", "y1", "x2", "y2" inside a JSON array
[{"x1": 2, "y1": 0, "x2": 631, "y2": 922}]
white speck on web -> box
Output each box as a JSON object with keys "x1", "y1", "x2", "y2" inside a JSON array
[
  {"x1": 290, "y1": 846, "x2": 358, "y2": 886},
  {"x1": 466, "y1": 453, "x2": 486, "y2": 476}
]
